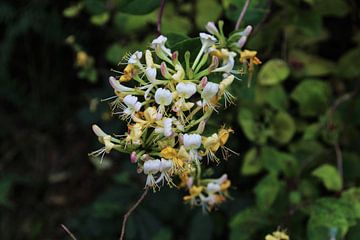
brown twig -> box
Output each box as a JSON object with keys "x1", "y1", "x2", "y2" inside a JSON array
[
  {"x1": 157, "y1": 0, "x2": 166, "y2": 34},
  {"x1": 328, "y1": 89, "x2": 358, "y2": 189},
  {"x1": 61, "y1": 224, "x2": 77, "y2": 240},
  {"x1": 334, "y1": 142, "x2": 344, "y2": 188},
  {"x1": 235, "y1": 0, "x2": 251, "y2": 30},
  {"x1": 119, "y1": 188, "x2": 149, "y2": 240}
]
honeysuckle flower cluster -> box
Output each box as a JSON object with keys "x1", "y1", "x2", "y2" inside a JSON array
[{"x1": 90, "y1": 21, "x2": 261, "y2": 210}]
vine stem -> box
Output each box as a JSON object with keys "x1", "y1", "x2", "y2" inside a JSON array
[
  {"x1": 157, "y1": 0, "x2": 166, "y2": 34},
  {"x1": 61, "y1": 224, "x2": 77, "y2": 240},
  {"x1": 235, "y1": 0, "x2": 251, "y2": 30},
  {"x1": 119, "y1": 188, "x2": 149, "y2": 240}
]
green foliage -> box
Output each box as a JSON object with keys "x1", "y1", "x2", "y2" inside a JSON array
[
  {"x1": 254, "y1": 173, "x2": 282, "y2": 210},
  {"x1": 291, "y1": 79, "x2": 331, "y2": 117},
  {"x1": 2, "y1": 0, "x2": 359, "y2": 239},
  {"x1": 312, "y1": 164, "x2": 342, "y2": 191},
  {"x1": 258, "y1": 59, "x2": 290, "y2": 86}
]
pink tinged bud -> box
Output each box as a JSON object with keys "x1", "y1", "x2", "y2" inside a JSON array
[
  {"x1": 200, "y1": 76, "x2": 208, "y2": 88},
  {"x1": 206, "y1": 22, "x2": 219, "y2": 35},
  {"x1": 160, "y1": 62, "x2": 168, "y2": 78},
  {"x1": 130, "y1": 151, "x2": 137, "y2": 163},
  {"x1": 243, "y1": 25, "x2": 253, "y2": 36},
  {"x1": 237, "y1": 36, "x2": 247, "y2": 48},
  {"x1": 209, "y1": 56, "x2": 219, "y2": 71},
  {"x1": 172, "y1": 51, "x2": 178, "y2": 61}
]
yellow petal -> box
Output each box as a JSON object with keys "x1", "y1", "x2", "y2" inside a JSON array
[{"x1": 160, "y1": 146, "x2": 177, "y2": 159}]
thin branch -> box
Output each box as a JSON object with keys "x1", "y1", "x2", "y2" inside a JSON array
[
  {"x1": 334, "y1": 142, "x2": 343, "y2": 188},
  {"x1": 157, "y1": 0, "x2": 166, "y2": 34},
  {"x1": 119, "y1": 188, "x2": 149, "y2": 240},
  {"x1": 61, "y1": 224, "x2": 77, "y2": 240},
  {"x1": 235, "y1": 0, "x2": 251, "y2": 30}
]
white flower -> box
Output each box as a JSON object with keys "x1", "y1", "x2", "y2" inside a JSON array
[
  {"x1": 183, "y1": 134, "x2": 202, "y2": 150},
  {"x1": 123, "y1": 95, "x2": 141, "y2": 115},
  {"x1": 176, "y1": 82, "x2": 197, "y2": 99},
  {"x1": 213, "y1": 49, "x2": 237, "y2": 73},
  {"x1": 145, "y1": 67, "x2": 157, "y2": 82},
  {"x1": 144, "y1": 159, "x2": 161, "y2": 187},
  {"x1": 207, "y1": 182, "x2": 221, "y2": 194},
  {"x1": 151, "y1": 35, "x2": 172, "y2": 57},
  {"x1": 163, "y1": 118, "x2": 173, "y2": 137},
  {"x1": 201, "y1": 82, "x2": 219, "y2": 101},
  {"x1": 155, "y1": 88, "x2": 172, "y2": 106},
  {"x1": 159, "y1": 158, "x2": 173, "y2": 172},
  {"x1": 92, "y1": 124, "x2": 107, "y2": 137},
  {"x1": 199, "y1": 33, "x2": 217, "y2": 51},
  {"x1": 155, "y1": 117, "x2": 173, "y2": 137},
  {"x1": 91, "y1": 124, "x2": 114, "y2": 155},
  {"x1": 156, "y1": 159, "x2": 174, "y2": 185},
  {"x1": 172, "y1": 63, "x2": 185, "y2": 81},
  {"x1": 109, "y1": 76, "x2": 134, "y2": 92},
  {"x1": 206, "y1": 22, "x2": 219, "y2": 35},
  {"x1": 145, "y1": 49, "x2": 154, "y2": 67},
  {"x1": 128, "y1": 51, "x2": 142, "y2": 65}
]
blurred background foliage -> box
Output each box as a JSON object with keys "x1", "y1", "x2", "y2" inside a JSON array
[{"x1": 0, "y1": 0, "x2": 360, "y2": 239}]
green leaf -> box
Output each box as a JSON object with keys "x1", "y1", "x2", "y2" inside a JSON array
[
  {"x1": 255, "y1": 85, "x2": 289, "y2": 110},
  {"x1": 241, "y1": 147, "x2": 262, "y2": 175},
  {"x1": 237, "y1": 108, "x2": 257, "y2": 141},
  {"x1": 270, "y1": 111, "x2": 295, "y2": 144},
  {"x1": 312, "y1": 164, "x2": 342, "y2": 191},
  {"x1": 225, "y1": 0, "x2": 270, "y2": 27},
  {"x1": 165, "y1": 33, "x2": 190, "y2": 48},
  {"x1": 161, "y1": 3, "x2": 192, "y2": 35},
  {"x1": 63, "y1": 3, "x2": 83, "y2": 18},
  {"x1": 0, "y1": 178, "x2": 12, "y2": 206},
  {"x1": 258, "y1": 59, "x2": 290, "y2": 86},
  {"x1": 308, "y1": 198, "x2": 358, "y2": 239},
  {"x1": 312, "y1": 0, "x2": 349, "y2": 17},
  {"x1": 118, "y1": 0, "x2": 160, "y2": 15},
  {"x1": 260, "y1": 147, "x2": 297, "y2": 175},
  {"x1": 254, "y1": 173, "x2": 281, "y2": 210},
  {"x1": 90, "y1": 12, "x2": 110, "y2": 26},
  {"x1": 337, "y1": 47, "x2": 360, "y2": 79},
  {"x1": 302, "y1": 123, "x2": 321, "y2": 140},
  {"x1": 291, "y1": 79, "x2": 331, "y2": 117},
  {"x1": 230, "y1": 208, "x2": 268, "y2": 240},
  {"x1": 341, "y1": 188, "x2": 360, "y2": 219},
  {"x1": 113, "y1": 12, "x2": 157, "y2": 33},
  {"x1": 195, "y1": 0, "x2": 222, "y2": 29},
  {"x1": 289, "y1": 50, "x2": 335, "y2": 77}
]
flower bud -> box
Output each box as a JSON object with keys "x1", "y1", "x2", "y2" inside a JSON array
[
  {"x1": 130, "y1": 151, "x2": 137, "y2": 163},
  {"x1": 205, "y1": 22, "x2": 219, "y2": 35},
  {"x1": 243, "y1": 25, "x2": 253, "y2": 36},
  {"x1": 237, "y1": 36, "x2": 247, "y2": 48}
]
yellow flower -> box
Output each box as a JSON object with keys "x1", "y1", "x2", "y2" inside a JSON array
[
  {"x1": 220, "y1": 179, "x2": 231, "y2": 191},
  {"x1": 161, "y1": 146, "x2": 190, "y2": 171},
  {"x1": 183, "y1": 185, "x2": 203, "y2": 201},
  {"x1": 76, "y1": 51, "x2": 89, "y2": 66},
  {"x1": 126, "y1": 123, "x2": 143, "y2": 145},
  {"x1": 202, "y1": 133, "x2": 220, "y2": 152},
  {"x1": 218, "y1": 128, "x2": 234, "y2": 146},
  {"x1": 265, "y1": 230, "x2": 289, "y2": 240},
  {"x1": 239, "y1": 49, "x2": 262, "y2": 65},
  {"x1": 120, "y1": 64, "x2": 136, "y2": 82}
]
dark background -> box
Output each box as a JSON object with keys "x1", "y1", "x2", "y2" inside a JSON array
[{"x1": 1, "y1": 0, "x2": 360, "y2": 239}]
